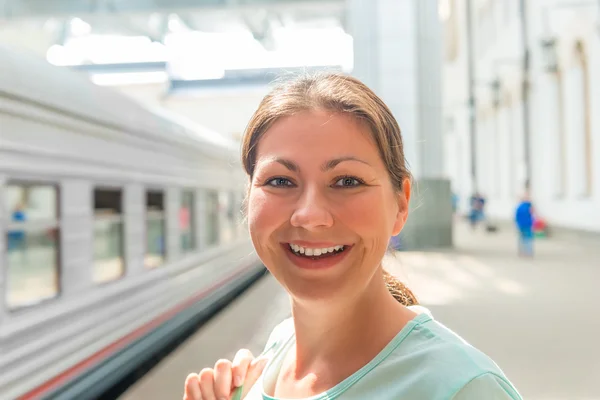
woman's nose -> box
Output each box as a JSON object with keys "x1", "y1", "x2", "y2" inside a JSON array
[{"x1": 289, "y1": 187, "x2": 333, "y2": 230}]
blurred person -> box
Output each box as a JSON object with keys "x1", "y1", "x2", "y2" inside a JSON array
[
  {"x1": 7, "y1": 202, "x2": 26, "y2": 252},
  {"x1": 468, "y1": 191, "x2": 486, "y2": 229},
  {"x1": 184, "y1": 73, "x2": 522, "y2": 400},
  {"x1": 451, "y1": 191, "x2": 459, "y2": 215},
  {"x1": 515, "y1": 194, "x2": 535, "y2": 257}
]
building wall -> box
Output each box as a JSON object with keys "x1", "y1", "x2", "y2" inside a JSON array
[{"x1": 442, "y1": 0, "x2": 600, "y2": 232}]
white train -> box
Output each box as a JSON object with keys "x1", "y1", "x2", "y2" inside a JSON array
[{"x1": 0, "y1": 45, "x2": 263, "y2": 399}]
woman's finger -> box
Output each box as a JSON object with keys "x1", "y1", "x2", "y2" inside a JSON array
[
  {"x1": 184, "y1": 373, "x2": 202, "y2": 400},
  {"x1": 213, "y1": 359, "x2": 233, "y2": 399},
  {"x1": 231, "y1": 349, "x2": 254, "y2": 388},
  {"x1": 198, "y1": 367, "x2": 216, "y2": 400},
  {"x1": 241, "y1": 356, "x2": 269, "y2": 398}
]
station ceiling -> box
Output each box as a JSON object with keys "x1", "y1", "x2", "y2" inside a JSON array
[{"x1": 0, "y1": 0, "x2": 345, "y2": 56}]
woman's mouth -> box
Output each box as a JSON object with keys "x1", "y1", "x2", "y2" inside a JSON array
[
  {"x1": 288, "y1": 243, "x2": 347, "y2": 258},
  {"x1": 282, "y1": 243, "x2": 353, "y2": 270}
]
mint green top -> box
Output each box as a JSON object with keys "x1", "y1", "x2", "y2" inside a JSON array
[{"x1": 243, "y1": 307, "x2": 522, "y2": 400}]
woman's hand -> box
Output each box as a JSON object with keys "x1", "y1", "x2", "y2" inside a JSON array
[{"x1": 184, "y1": 349, "x2": 268, "y2": 400}]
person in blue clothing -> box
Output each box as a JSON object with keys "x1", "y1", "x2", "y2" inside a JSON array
[
  {"x1": 468, "y1": 192, "x2": 485, "y2": 229},
  {"x1": 515, "y1": 194, "x2": 535, "y2": 257},
  {"x1": 7, "y1": 202, "x2": 26, "y2": 252},
  {"x1": 184, "y1": 73, "x2": 522, "y2": 400},
  {"x1": 451, "y1": 192, "x2": 459, "y2": 215}
]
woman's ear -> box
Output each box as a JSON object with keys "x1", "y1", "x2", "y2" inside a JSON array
[{"x1": 392, "y1": 178, "x2": 411, "y2": 236}]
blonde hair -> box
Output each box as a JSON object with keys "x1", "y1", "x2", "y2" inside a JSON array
[{"x1": 241, "y1": 72, "x2": 418, "y2": 306}]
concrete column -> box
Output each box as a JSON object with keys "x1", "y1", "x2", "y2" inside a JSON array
[
  {"x1": 0, "y1": 174, "x2": 7, "y2": 322},
  {"x1": 414, "y1": 0, "x2": 445, "y2": 179},
  {"x1": 60, "y1": 180, "x2": 94, "y2": 295},
  {"x1": 348, "y1": 0, "x2": 421, "y2": 174},
  {"x1": 401, "y1": 178, "x2": 454, "y2": 249},
  {"x1": 124, "y1": 184, "x2": 145, "y2": 276},
  {"x1": 348, "y1": 0, "x2": 452, "y2": 249},
  {"x1": 166, "y1": 187, "x2": 180, "y2": 261}
]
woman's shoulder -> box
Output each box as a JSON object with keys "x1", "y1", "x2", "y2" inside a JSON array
[
  {"x1": 450, "y1": 372, "x2": 522, "y2": 399},
  {"x1": 392, "y1": 306, "x2": 522, "y2": 398},
  {"x1": 261, "y1": 317, "x2": 294, "y2": 354},
  {"x1": 405, "y1": 308, "x2": 502, "y2": 372},
  {"x1": 269, "y1": 317, "x2": 294, "y2": 339}
]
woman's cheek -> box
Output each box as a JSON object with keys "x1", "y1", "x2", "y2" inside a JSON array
[
  {"x1": 248, "y1": 189, "x2": 285, "y2": 234},
  {"x1": 337, "y1": 191, "x2": 393, "y2": 236}
]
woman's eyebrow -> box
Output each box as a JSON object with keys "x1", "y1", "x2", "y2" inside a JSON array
[
  {"x1": 259, "y1": 156, "x2": 370, "y2": 172},
  {"x1": 322, "y1": 156, "x2": 371, "y2": 171},
  {"x1": 276, "y1": 158, "x2": 298, "y2": 171},
  {"x1": 258, "y1": 157, "x2": 298, "y2": 172}
]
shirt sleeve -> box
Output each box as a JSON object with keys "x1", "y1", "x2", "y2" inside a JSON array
[{"x1": 451, "y1": 373, "x2": 523, "y2": 400}]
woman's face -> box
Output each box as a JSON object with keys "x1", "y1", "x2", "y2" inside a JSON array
[{"x1": 247, "y1": 110, "x2": 410, "y2": 303}]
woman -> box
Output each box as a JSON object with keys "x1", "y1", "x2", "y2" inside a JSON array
[{"x1": 184, "y1": 73, "x2": 522, "y2": 400}]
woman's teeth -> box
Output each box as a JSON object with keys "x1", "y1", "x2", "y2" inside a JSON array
[{"x1": 289, "y1": 244, "x2": 346, "y2": 257}]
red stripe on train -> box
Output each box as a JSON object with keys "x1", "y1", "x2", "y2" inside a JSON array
[{"x1": 19, "y1": 262, "x2": 259, "y2": 400}]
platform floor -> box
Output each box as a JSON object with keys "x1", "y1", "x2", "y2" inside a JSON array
[{"x1": 122, "y1": 222, "x2": 600, "y2": 400}]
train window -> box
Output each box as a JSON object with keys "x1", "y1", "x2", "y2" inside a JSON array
[
  {"x1": 237, "y1": 192, "x2": 246, "y2": 237},
  {"x1": 180, "y1": 190, "x2": 195, "y2": 253},
  {"x1": 4, "y1": 182, "x2": 60, "y2": 309},
  {"x1": 218, "y1": 192, "x2": 235, "y2": 243},
  {"x1": 145, "y1": 190, "x2": 165, "y2": 268},
  {"x1": 229, "y1": 191, "x2": 240, "y2": 239},
  {"x1": 93, "y1": 188, "x2": 125, "y2": 283},
  {"x1": 205, "y1": 190, "x2": 219, "y2": 246}
]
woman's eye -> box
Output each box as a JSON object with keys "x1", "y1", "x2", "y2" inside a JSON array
[
  {"x1": 334, "y1": 177, "x2": 362, "y2": 187},
  {"x1": 267, "y1": 177, "x2": 294, "y2": 187}
]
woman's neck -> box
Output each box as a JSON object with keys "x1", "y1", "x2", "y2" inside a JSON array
[{"x1": 287, "y1": 273, "x2": 416, "y2": 382}]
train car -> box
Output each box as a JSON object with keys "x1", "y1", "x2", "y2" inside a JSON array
[{"x1": 0, "y1": 45, "x2": 263, "y2": 399}]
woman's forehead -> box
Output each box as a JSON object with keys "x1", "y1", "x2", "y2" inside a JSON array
[{"x1": 256, "y1": 110, "x2": 378, "y2": 158}]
